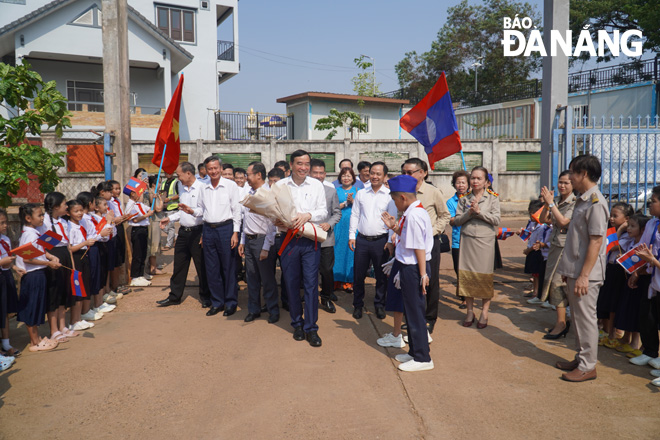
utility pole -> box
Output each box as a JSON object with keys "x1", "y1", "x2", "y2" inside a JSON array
[
  {"x1": 540, "y1": 0, "x2": 569, "y2": 188},
  {"x1": 101, "y1": 0, "x2": 132, "y2": 284},
  {"x1": 101, "y1": 0, "x2": 132, "y2": 188}
]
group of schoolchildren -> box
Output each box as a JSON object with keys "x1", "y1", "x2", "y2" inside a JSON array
[
  {"x1": 519, "y1": 187, "x2": 660, "y2": 385},
  {"x1": 0, "y1": 180, "x2": 139, "y2": 371}
]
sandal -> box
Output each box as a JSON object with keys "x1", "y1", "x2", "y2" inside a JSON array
[
  {"x1": 28, "y1": 338, "x2": 58, "y2": 352},
  {"x1": 162, "y1": 246, "x2": 171, "y2": 251},
  {"x1": 51, "y1": 331, "x2": 69, "y2": 343},
  {"x1": 0, "y1": 355, "x2": 15, "y2": 371},
  {"x1": 3, "y1": 346, "x2": 21, "y2": 357},
  {"x1": 62, "y1": 328, "x2": 80, "y2": 338},
  {"x1": 116, "y1": 286, "x2": 131, "y2": 294}
]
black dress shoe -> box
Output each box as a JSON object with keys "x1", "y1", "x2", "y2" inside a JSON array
[
  {"x1": 244, "y1": 312, "x2": 261, "y2": 322},
  {"x1": 320, "y1": 298, "x2": 336, "y2": 313},
  {"x1": 401, "y1": 323, "x2": 408, "y2": 330},
  {"x1": 306, "y1": 330, "x2": 322, "y2": 347},
  {"x1": 206, "y1": 306, "x2": 223, "y2": 316},
  {"x1": 352, "y1": 307, "x2": 363, "y2": 319},
  {"x1": 426, "y1": 320, "x2": 436, "y2": 334},
  {"x1": 201, "y1": 300, "x2": 212, "y2": 308},
  {"x1": 260, "y1": 305, "x2": 268, "y2": 313},
  {"x1": 156, "y1": 298, "x2": 180, "y2": 307},
  {"x1": 375, "y1": 306, "x2": 386, "y2": 319},
  {"x1": 293, "y1": 326, "x2": 305, "y2": 341},
  {"x1": 223, "y1": 306, "x2": 237, "y2": 316},
  {"x1": 268, "y1": 314, "x2": 280, "y2": 324},
  {"x1": 330, "y1": 293, "x2": 338, "y2": 302}
]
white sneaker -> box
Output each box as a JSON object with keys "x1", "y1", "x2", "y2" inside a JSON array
[
  {"x1": 70, "y1": 321, "x2": 91, "y2": 331},
  {"x1": 398, "y1": 359, "x2": 434, "y2": 372},
  {"x1": 97, "y1": 303, "x2": 116, "y2": 313},
  {"x1": 111, "y1": 291, "x2": 124, "y2": 300},
  {"x1": 540, "y1": 301, "x2": 555, "y2": 309},
  {"x1": 629, "y1": 354, "x2": 653, "y2": 366},
  {"x1": 104, "y1": 295, "x2": 117, "y2": 304},
  {"x1": 377, "y1": 333, "x2": 406, "y2": 348},
  {"x1": 144, "y1": 273, "x2": 153, "y2": 281},
  {"x1": 652, "y1": 377, "x2": 660, "y2": 387},
  {"x1": 527, "y1": 297, "x2": 543, "y2": 304},
  {"x1": 403, "y1": 331, "x2": 433, "y2": 344},
  {"x1": 395, "y1": 353, "x2": 414, "y2": 363},
  {"x1": 81, "y1": 310, "x2": 102, "y2": 321},
  {"x1": 81, "y1": 320, "x2": 94, "y2": 328},
  {"x1": 130, "y1": 277, "x2": 151, "y2": 287},
  {"x1": 649, "y1": 357, "x2": 660, "y2": 369}
]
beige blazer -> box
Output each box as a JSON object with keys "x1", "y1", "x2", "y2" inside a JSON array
[{"x1": 453, "y1": 190, "x2": 501, "y2": 237}]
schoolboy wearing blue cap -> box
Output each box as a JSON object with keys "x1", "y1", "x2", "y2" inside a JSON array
[{"x1": 381, "y1": 174, "x2": 434, "y2": 372}]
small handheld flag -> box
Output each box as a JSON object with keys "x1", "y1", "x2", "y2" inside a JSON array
[
  {"x1": 531, "y1": 207, "x2": 543, "y2": 224},
  {"x1": 36, "y1": 231, "x2": 62, "y2": 250},
  {"x1": 497, "y1": 227, "x2": 515, "y2": 240},
  {"x1": 123, "y1": 177, "x2": 148, "y2": 197},
  {"x1": 520, "y1": 229, "x2": 531, "y2": 242},
  {"x1": 617, "y1": 248, "x2": 646, "y2": 274},
  {"x1": 399, "y1": 72, "x2": 462, "y2": 169},
  {"x1": 606, "y1": 227, "x2": 619, "y2": 253},
  {"x1": 94, "y1": 217, "x2": 107, "y2": 234},
  {"x1": 10, "y1": 242, "x2": 45, "y2": 259},
  {"x1": 71, "y1": 270, "x2": 87, "y2": 298}
]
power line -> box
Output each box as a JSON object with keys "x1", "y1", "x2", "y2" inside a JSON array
[
  {"x1": 239, "y1": 49, "x2": 358, "y2": 72},
  {"x1": 236, "y1": 43, "x2": 357, "y2": 70}
]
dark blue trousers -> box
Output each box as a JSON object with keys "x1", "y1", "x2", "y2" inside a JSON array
[
  {"x1": 280, "y1": 237, "x2": 320, "y2": 332},
  {"x1": 400, "y1": 262, "x2": 431, "y2": 362},
  {"x1": 203, "y1": 223, "x2": 238, "y2": 309},
  {"x1": 353, "y1": 235, "x2": 389, "y2": 309}
]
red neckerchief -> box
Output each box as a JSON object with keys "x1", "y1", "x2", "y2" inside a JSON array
[
  {"x1": 80, "y1": 225, "x2": 87, "y2": 241},
  {"x1": 136, "y1": 203, "x2": 146, "y2": 216},
  {"x1": 397, "y1": 202, "x2": 425, "y2": 245},
  {"x1": 0, "y1": 238, "x2": 10, "y2": 255},
  {"x1": 113, "y1": 198, "x2": 123, "y2": 216},
  {"x1": 55, "y1": 220, "x2": 69, "y2": 242}
]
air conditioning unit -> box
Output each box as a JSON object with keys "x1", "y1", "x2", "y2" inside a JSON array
[{"x1": 200, "y1": 1, "x2": 209, "y2": 10}]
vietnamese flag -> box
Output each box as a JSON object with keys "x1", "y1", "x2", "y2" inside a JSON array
[
  {"x1": 531, "y1": 207, "x2": 544, "y2": 224},
  {"x1": 11, "y1": 242, "x2": 45, "y2": 259},
  {"x1": 399, "y1": 72, "x2": 462, "y2": 169},
  {"x1": 152, "y1": 74, "x2": 184, "y2": 174}
]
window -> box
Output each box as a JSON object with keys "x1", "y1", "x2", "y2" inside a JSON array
[
  {"x1": 67, "y1": 80, "x2": 104, "y2": 112},
  {"x1": 200, "y1": 1, "x2": 209, "y2": 10},
  {"x1": 157, "y1": 6, "x2": 195, "y2": 43},
  {"x1": 360, "y1": 114, "x2": 370, "y2": 134},
  {"x1": 69, "y1": 5, "x2": 102, "y2": 28}
]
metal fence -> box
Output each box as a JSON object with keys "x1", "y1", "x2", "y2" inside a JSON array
[
  {"x1": 215, "y1": 111, "x2": 293, "y2": 140},
  {"x1": 552, "y1": 107, "x2": 660, "y2": 213}
]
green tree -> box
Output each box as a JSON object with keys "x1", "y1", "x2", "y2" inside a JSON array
[
  {"x1": 0, "y1": 62, "x2": 70, "y2": 207},
  {"x1": 352, "y1": 55, "x2": 381, "y2": 98},
  {"x1": 569, "y1": 0, "x2": 660, "y2": 62},
  {"x1": 395, "y1": 0, "x2": 541, "y2": 105},
  {"x1": 314, "y1": 109, "x2": 367, "y2": 140}
]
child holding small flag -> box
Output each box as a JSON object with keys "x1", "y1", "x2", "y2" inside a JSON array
[
  {"x1": 0, "y1": 209, "x2": 22, "y2": 359},
  {"x1": 612, "y1": 214, "x2": 650, "y2": 356},
  {"x1": 522, "y1": 200, "x2": 546, "y2": 301},
  {"x1": 16, "y1": 204, "x2": 61, "y2": 352},
  {"x1": 598, "y1": 202, "x2": 633, "y2": 348},
  {"x1": 67, "y1": 200, "x2": 97, "y2": 328},
  {"x1": 628, "y1": 186, "x2": 660, "y2": 383},
  {"x1": 92, "y1": 196, "x2": 119, "y2": 305},
  {"x1": 126, "y1": 190, "x2": 154, "y2": 287},
  {"x1": 109, "y1": 180, "x2": 132, "y2": 293}
]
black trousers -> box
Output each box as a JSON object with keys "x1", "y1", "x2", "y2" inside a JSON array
[
  {"x1": 319, "y1": 246, "x2": 335, "y2": 300},
  {"x1": 274, "y1": 234, "x2": 288, "y2": 307},
  {"x1": 169, "y1": 226, "x2": 209, "y2": 302},
  {"x1": 353, "y1": 235, "x2": 389, "y2": 309},
  {"x1": 130, "y1": 226, "x2": 148, "y2": 278},
  {"x1": 639, "y1": 289, "x2": 660, "y2": 358},
  {"x1": 425, "y1": 235, "x2": 442, "y2": 323}
]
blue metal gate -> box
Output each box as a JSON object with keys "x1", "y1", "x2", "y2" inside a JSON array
[{"x1": 552, "y1": 106, "x2": 660, "y2": 213}]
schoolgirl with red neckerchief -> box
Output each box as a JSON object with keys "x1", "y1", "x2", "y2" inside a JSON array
[
  {"x1": 126, "y1": 190, "x2": 154, "y2": 287},
  {"x1": 91, "y1": 194, "x2": 119, "y2": 304},
  {"x1": 0, "y1": 208, "x2": 22, "y2": 363},
  {"x1": 43, "y1": 192, "x2": 79, "y2": 339},
  {"x1": 96, "y1": 181, "x2": 130, "y2": 296}
]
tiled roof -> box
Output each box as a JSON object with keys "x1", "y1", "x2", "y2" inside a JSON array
[{"x1": 277, "y1": 92, "x2": 409, "y2": 105}]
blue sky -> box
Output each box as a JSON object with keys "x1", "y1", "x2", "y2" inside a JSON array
[{"x1": 218, "y1": 0, "x2": 545, "y2": 114}]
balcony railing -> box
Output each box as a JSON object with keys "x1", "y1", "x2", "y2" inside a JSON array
[{"x1": 217, "y1": 40, "x2": 235, "y2": 61}]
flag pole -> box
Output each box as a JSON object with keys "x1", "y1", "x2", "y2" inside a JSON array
[
  {"x1": 151, "y1": 143, "x2": 167, "y2": 211},
  {"x1": 460, "y1": 150, "x2": 467, "y2": 171}
]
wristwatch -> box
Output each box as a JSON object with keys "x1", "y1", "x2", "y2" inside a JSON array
[{"x1": 548, "y1": 203, "x2": 556, "y2": 208}]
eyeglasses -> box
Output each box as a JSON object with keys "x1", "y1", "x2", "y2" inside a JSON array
[{"x1": 402, "y1": 168, "x2": 421, "y2": 176}]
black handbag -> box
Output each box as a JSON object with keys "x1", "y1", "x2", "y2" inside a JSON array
[{"x1": 439, "y1": 233, "x2": 451, "y2": 253}]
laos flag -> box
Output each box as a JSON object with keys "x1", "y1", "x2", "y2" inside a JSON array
[
  {"x1": 616, "y1": 248, "x2": 646, "y2": 274},
  {"x1": 497, "y1": 227, "x2": 515, "y2": 240},
  {"x1": 400, "y1": 72, "x2": 462, "y2": 169},
  {"x1": 606, "y1": 227, "x2": 619, "y2": 253},
  {"x1": 71, "y1": 270, "x2": 87, "y2": 298}
]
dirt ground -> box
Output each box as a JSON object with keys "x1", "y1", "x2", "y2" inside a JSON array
[{"x1": 1, "y1": 218, "x2": 659, "y2": 439}]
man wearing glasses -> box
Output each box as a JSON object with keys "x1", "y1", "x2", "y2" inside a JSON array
[{"x1": 401, "y1": 158, "x2": 451, "y2": 334}]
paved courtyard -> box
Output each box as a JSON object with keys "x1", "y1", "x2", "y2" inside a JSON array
[{"x1": 1, "y1": 219, "x2": 659, "y2": 439}]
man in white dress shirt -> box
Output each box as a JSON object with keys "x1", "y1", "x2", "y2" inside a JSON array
[
  {"x1": 157, "y1": 162, "x2": 209, "y2": 307},
  {"x1": 238, "y1": 162, "x2": 279, "y2": 324},
  {"x1": 276, "y1": 150, "x2": 327, "y2": 347},
  {"x1": 193, "y1": 156, "x2": 242, "y2": 317},
  {"x1": 348, "y1": 161, "x2": 397, "y2": 320}
]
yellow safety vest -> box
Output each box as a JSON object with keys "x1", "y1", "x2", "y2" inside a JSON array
[{"x1": 161, "y1": 178, "x2": 179, "y2": 211}]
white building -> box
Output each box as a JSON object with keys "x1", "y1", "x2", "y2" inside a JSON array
[
  {"x1": 276, "y1": 92, "x2": 409, "y2": 140},
  {"x1": 0, "y1": 0, "x2": 239, "y2": 140}
]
